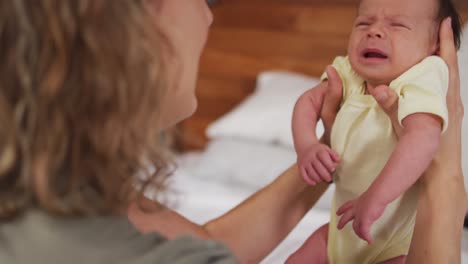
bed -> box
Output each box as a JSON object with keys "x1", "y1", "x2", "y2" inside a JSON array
[{"x1": 151, "y1": 1, "x2": 468, "y2": 263}]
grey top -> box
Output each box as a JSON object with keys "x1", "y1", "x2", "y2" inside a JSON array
[{"x1": 0, "y1": 209, "x2": 238, "y2": 264}]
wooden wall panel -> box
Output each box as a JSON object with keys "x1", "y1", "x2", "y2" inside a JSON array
[{"x1": 179, "y1": 0, "x2": 468, "y2": 150}]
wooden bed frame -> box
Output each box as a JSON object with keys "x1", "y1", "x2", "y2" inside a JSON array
[{"x1": 177, "y1": 0, "x2": 468, "y2": 150}]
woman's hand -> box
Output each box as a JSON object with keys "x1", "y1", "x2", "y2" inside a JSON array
[
  {"x1": 320, "y1": 66, "x2": 344, "y2": 145},
  {"x1": 407, "y1": 17, "x2": 467, "y2": 264}
]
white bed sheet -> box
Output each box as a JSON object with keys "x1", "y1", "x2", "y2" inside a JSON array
[{"x1": 162, "y1": 152, "x2": 468, "y2": 264}]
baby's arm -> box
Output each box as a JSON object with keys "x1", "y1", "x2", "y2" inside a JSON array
[
  {"x1": 292, "y1": 82, "x2": 327, "y2": 154},
  {"x1": 337, "y1": 112, "x2": 442, "y2": 243},
  {"x1": 292, "y1": 77, "x2": 340, "y2": 185},
  {"x1": 367, "y1": 113, "x2": 442, "y2": 204}
]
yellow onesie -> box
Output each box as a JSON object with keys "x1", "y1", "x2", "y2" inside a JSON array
[{"x1": 321, "y1": 56, "x2": 449, "y2": 264}]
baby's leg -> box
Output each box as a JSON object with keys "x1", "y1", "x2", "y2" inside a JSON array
[
  {"x1": 378, "y1": 255, "x2": 406, "y2": 264},
  {"x1": 285, "y1": 223, "x2": 329, "y2": 264}
]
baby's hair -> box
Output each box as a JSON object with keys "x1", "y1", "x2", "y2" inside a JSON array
[{"x1": 438, "y1": 0, "x2": 462, "y2": 50}]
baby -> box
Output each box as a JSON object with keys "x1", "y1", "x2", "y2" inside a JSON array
[{"x1": 288, "y1": 0, "x2": 462, "y2": 263}]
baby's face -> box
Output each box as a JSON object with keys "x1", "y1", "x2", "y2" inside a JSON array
[{"x1": 348, "y1": 0, "x2": 439, "y2": 86}]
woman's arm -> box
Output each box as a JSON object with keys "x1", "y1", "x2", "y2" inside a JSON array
[
  {"x1": 128, "y1": 165, "x2": 330, "y2": 263},
  {"x1": 203, "y1": 167, "x2": 329, "y2": 263}
]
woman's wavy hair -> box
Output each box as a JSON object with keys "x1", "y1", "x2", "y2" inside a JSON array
[{"x1": 0, "y1": 0, "x2": 173, "y2": 219}]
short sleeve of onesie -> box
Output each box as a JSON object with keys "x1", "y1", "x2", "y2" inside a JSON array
[{"x1": 390, "y1": 56, "x2": 449, "y2": 133}]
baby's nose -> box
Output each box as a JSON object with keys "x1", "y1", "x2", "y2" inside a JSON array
[
  {"x1": 367, "y1": 25, "x2": 385, "y2": 39},
  {"x1": 368, "y1": 32, "x2": 383, "y2": 38}
]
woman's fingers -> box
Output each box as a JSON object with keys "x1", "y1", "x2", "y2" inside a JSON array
[
  {"x1": 439, "y1": 18, "x2": 458, "y2": 75},
  {"x1": 326, "y1": 66, "x2": 343, "y2": 92},
  {"x1": 433, "y1": 17, "x2": 464, "y2": 172},
  {"x1": 321, "y1": 66, "x2": 343, "y2": 137},
  {"x1": 439, "y1": 17, "x2": 462, "y2": 124},
  {"x1": 370, "y1": 85, "x2": 403, "y2": 138}
]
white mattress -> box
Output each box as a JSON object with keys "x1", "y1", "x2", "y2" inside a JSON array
[{"x1": 157, "y1": 151, "x2": 468, "y2": 264}]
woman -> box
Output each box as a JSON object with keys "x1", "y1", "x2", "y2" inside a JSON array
[{"x1": 0, "y1": 0, "x2": 465, "y2": 263}]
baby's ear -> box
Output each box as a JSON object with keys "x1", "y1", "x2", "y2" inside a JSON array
[{"x1": 431, "y1": 29, "x2": 441, "y2": 55}]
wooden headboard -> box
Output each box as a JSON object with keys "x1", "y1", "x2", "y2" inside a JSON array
[{"x1": 178, "y1": 0, "x2": 468, "y2": 150}]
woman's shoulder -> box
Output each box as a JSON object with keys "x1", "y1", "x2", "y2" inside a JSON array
[{"x1": 0, "y1": 209, "x2": 238, "y2": 264}]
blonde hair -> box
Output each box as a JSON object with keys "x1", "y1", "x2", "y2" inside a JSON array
[{"x1": 0, "y1": 0, "x2": 173, "y2": 219}]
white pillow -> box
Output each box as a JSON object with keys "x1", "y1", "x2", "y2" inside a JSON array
[
  {"x1": 206, "y1": 71, "x2": 324, "y2": 148},
  {"x1": 255, "y1": 71, "x2": 322, "y2": 95},
  {"x1": 191, "y1": 138, "x2": 296, "y2": 188}
]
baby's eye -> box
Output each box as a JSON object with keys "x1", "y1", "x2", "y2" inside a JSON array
[
  {"x1": 356, "y1": 21, "x2": 370, "y2": 27},
  {"x1": 391, "y1": 23, "x2": 410, "y2": 29}
]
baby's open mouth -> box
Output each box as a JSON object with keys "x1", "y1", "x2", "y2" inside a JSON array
[{"x1": 362, "y1": 49, "x2": 388, "y2": 59}]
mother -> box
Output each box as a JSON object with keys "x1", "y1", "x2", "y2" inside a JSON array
[{"x1": 0, "y1": 1, "x2": 465, "y2": 263}]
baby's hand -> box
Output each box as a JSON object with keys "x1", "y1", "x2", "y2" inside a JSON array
[
  {"x1": 336, "y1": 192, "x2": 387, "y2": 244},
  {"x1": 298, "y1": 143, "x2": 340, "y2": 185}
]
